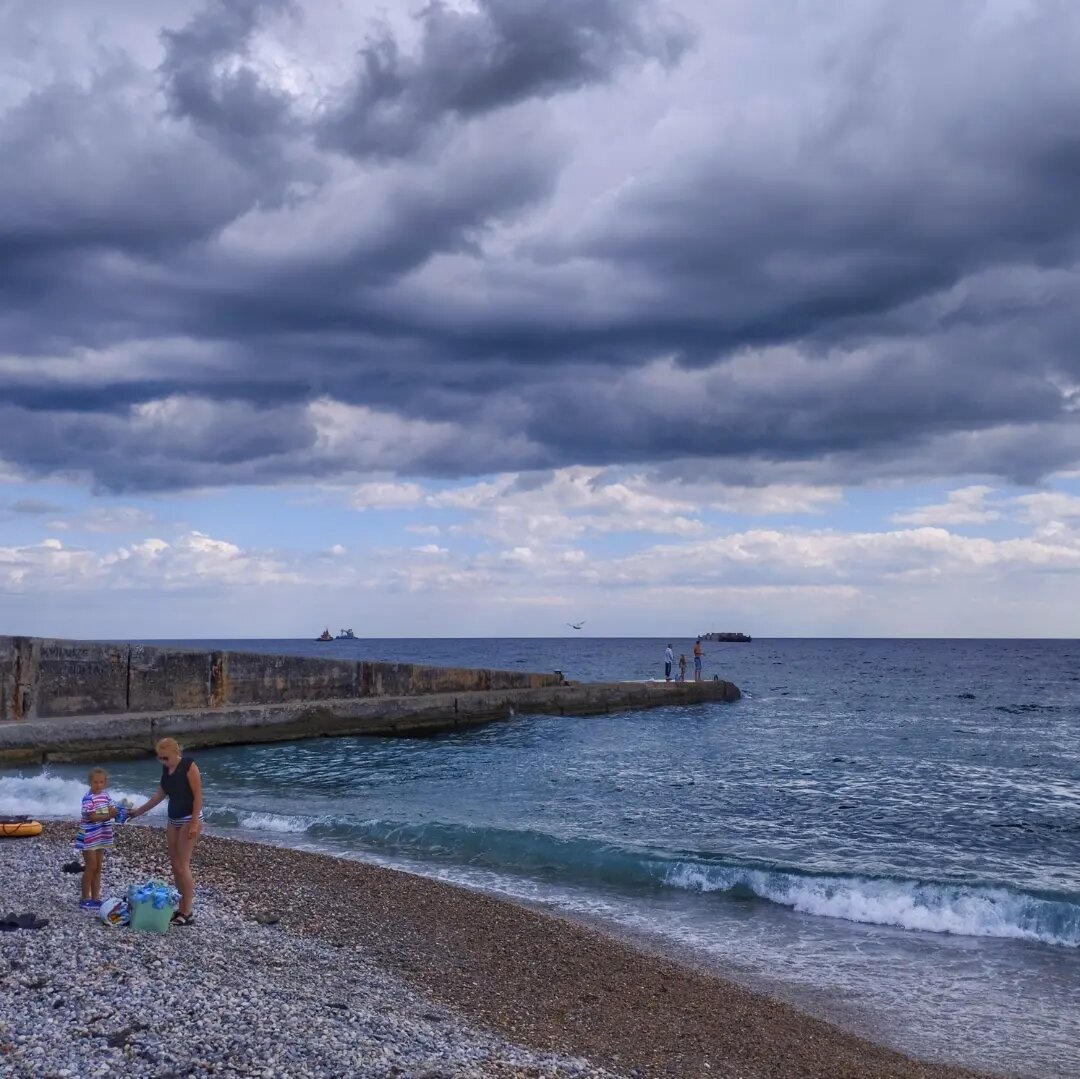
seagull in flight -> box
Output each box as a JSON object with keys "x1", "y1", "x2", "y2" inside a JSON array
[{"x1": 567, "y1": 620, "x2": 586, "y2": 630}]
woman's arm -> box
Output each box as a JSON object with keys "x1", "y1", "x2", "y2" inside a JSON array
[
  {"x1": 187, "y1": 764, "x2": 203, "y2": 836},
  {"x1": 129, "y1": 787, "x2": 166, "y2": 818}
]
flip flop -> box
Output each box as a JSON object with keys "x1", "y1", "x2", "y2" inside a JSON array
[
  {"x1": 62, "y1": 860, "x2": 85, "y2": 874},
  {"x1": 170, "y1": 913, "x2": 195, "y2": 927}
]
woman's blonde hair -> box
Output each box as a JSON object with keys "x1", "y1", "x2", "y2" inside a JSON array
[
  {"x1": 155, "y1": 737, "x2": 182, "y2": 756},
  {"x1": 88, "y1": 766, "x2": 108, "y2": 783}
]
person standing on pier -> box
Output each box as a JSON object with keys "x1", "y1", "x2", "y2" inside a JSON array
[
  {"x1": 678, "y1": 653, "x2": 687, "y2": 682},
  {"x1": 693, "y1": 639, "x2": 703, "y2": 681},
  {"x1": 664, "y1": 643, "x2": 674, "y2": 681}
]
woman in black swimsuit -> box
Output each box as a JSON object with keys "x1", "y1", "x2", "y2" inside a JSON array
[{"x1": 129, "y1": 737, "x2": 203, "y2": 925}]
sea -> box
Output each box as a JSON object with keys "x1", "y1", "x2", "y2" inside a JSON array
[{"x1": 2, "y1": 638, "x2": 1078, "y2": 1077}]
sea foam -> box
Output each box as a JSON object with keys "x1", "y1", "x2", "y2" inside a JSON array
[
  {"x1": 0, "y1": 773, "x2": 150, "y2": 819},
  {"x1": 664, "y1": 861, "x2": 1080, "y2": 947}
]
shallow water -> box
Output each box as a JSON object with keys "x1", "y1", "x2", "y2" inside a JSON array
[{"x1": 3, "y1": 638, "x2": 1079, "y2": 1076}]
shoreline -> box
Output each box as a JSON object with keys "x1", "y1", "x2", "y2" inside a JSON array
[
  {"x1": 11, "y1": 823, "x2": 987, "y2": 1079},
  {"x1": 204, "y1": 824, "x2": 903, "y2": 1056}
]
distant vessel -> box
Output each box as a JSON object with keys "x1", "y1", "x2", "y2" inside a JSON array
[
  {"x1": 335, "y1": 628, "x2": 356, "y2": 640},
  {"x1": 316, "y1": 628, "x2": 333, "y2": 642},
  {"x1": 701, "y1": 631, "x2": 752, "y2": 642}
]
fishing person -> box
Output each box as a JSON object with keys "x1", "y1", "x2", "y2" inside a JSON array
[{"x1": 128, "y1": 737, "x2": 203, "y2": 926}]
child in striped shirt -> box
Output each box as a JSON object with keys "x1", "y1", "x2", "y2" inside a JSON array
[{"x1": 76, "y1": 767, "x2": 119, "y2": 911}]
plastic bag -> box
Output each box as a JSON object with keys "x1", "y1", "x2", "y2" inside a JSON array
[{"x1": 99, "y1": 897, "x2": 129, "y2": 927}]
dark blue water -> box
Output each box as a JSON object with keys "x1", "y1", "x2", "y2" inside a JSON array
[{"x1": 4, "y1": 638, "x2": 1079, "y2": 1076}]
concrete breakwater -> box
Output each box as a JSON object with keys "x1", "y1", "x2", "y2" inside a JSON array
[{"x1": 0, "y1": 636, "x2": 740, "y2": 764}]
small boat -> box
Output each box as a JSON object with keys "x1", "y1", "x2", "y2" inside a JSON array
[
  {"x1": 0, "y1": 815, "x2": 43, "y2": 838},
  {"x1": 316, "y1": 628, "x2": 333, "y2": 642},
  {"x1": 335, "y1": 628, "x2": 356, "y2": 640}
]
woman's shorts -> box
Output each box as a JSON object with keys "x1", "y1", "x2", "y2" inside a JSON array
[{"x1": 167, "y1": 812, "x2": 205, "y2": 827}]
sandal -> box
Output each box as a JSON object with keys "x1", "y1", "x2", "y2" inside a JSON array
[{"x1": 170, "y1": 912, "x2": 195, "y2": 926}]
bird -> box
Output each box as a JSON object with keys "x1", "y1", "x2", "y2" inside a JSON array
[{"x1": 567, "y1": 621, "x2": 586, "y2": 630}]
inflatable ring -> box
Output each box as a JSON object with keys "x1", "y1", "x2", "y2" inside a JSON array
[{"x1": 0, "y1": 821, "x2": 43, "y2": 838}]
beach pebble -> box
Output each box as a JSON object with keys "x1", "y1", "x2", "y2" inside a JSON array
[{"x1": 1, "y1": 836, "x2": 621, "y2": 1079}]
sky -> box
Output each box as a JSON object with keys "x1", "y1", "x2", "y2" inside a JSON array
[{"x1": 2, "y1": 0, "x2": 1080, "y2": 639}]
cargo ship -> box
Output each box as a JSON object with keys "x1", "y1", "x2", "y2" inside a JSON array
[{"x1": 701, "y1": 631, "x2": 752, "y2": 642}]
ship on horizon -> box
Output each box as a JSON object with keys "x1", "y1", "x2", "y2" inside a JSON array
[{"x1": 700, "y1": 631, "x2": 752, "y2": 642}]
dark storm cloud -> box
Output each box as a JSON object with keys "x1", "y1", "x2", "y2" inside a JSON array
[
  {"x1": 318, "y1": 0, "x2": 690, "y2": 158},
  {"x1": 160, "y1": 0, "x2": 298, "y2": 152},
  {"x1": 0, "y1": 399, "x2": 321, "y2": 493},
  {"x1": 0, "y1": 71, "x2": 261, "y2": 258},
  {"x1": 1, "y1": 1, "x2": 1080, "y2": 492}
]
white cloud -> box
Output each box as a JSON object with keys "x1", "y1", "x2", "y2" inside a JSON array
[
  {"x1": 891, "y1": 486, "x2": 1002, "y2": 526},
  {"x1": 349, "y1": 481, "x2": 424, "y2": 510},
  {"x1": 411, "y1": 544, "x2": 448, "y2": 556},
  {"x1": 1013, "y1": 491, "x2": 1080, "y2": 524},
  {"x1": 422, "y1": 466, "x2": 840, "y2": 549},
  {"x1": 8, "y1": 494, "x2": 1080, "y2": 635},
  {"x1": 46, "y1": 505, "x2": 158, "y2": 534},
  {"x1": 603, "y1": 524, "x2": 1080, "y2": 590},
  {"x1": 1, "y1": 530, "x2": 299, "y2": 593},
  {"x1": 499, "y1": 546, "x2": 538, "y2": 564}
]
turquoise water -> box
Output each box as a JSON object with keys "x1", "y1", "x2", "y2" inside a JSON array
[{"x1": 3, "y1": 638, "x2": 1078, "y2": 1076}]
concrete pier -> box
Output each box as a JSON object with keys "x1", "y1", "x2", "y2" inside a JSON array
[{"x1": 0, "y1": 636, "x2": 740, "y2": 764}]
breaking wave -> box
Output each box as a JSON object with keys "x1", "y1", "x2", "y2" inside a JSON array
[
  {"x1": 4, "y1": 773, "x2": 1076, "y2": 947},
  {"x1": 0, "y1": 772, "x2": 148, "y2": 818},
  {"x1": 200, "y1": 810, "x2": 1080, "y2": 948}
]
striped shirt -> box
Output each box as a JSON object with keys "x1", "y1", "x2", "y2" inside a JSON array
[{"x1": 75, "y1": 790, "x2": 115, "y2": 850}]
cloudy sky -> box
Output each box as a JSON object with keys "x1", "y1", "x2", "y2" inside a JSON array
[{"x1": 2, "y1": 0, "x2": 1079, "y2": 639}]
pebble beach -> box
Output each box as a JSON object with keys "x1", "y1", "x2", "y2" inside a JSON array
[{"x1": 1, "y1": 825, "x2": 986, "y2": 1079}]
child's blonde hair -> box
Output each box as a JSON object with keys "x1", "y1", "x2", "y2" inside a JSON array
[
  {"x1": 88, "y1": 766, "x2": 108, "y2": 784},
  {"x1": 155, "y1": 737, "x2": 181, "y2": 755}
]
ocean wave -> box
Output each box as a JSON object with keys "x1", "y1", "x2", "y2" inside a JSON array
[
  {"x1": 206, "y1": 808, "x2": 313, "y2": 834},
  {"x1": 5, "y1": 773, "x2": 1076, "y2": 947},
  {"x1": 663, "y1": 862, "x2": 1079, "y2": 947},
  {"x1": 993, "y1": 702, "x2": 1065, "y2": 715},
  {"x1": 0, "y1": 773, "x2": 150, "y2": 818},
  {"x1": 201, "y1": 813, "x2": 1080, "y2": 948}
]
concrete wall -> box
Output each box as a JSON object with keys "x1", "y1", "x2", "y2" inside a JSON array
[
  {"x1": 0, "y1": 637, "x2": 563, "y2": 721},
  {"x1": 0, "y1": 677, "x2": 742, "y2": 765}
]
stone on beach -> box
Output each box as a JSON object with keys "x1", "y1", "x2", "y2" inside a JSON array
[{"x1": 0, "y1": 831, "x2": 615, "y2": 1079}]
